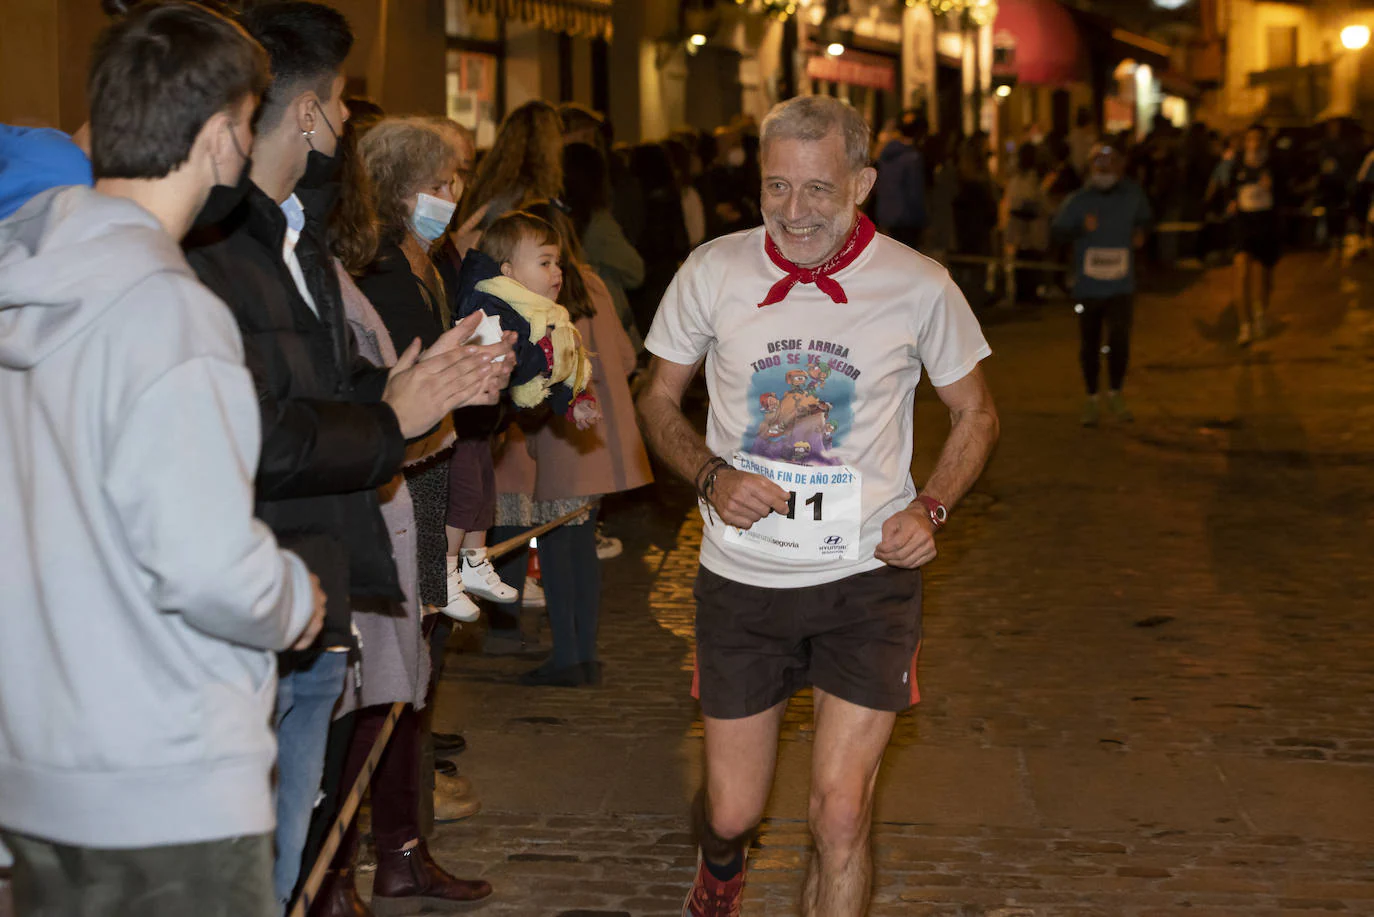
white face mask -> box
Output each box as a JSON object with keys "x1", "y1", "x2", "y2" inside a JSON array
[{"x1": 411, "y1": 192, "x2": 456, "y2": 242}]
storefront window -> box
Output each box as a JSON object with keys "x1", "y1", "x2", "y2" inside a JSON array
[
  {"x1": 446, "y1": 49, "x2": 500, "y2": 148},
  {"x1": 446, "y1": 0, "x2": 503, "y2": 147}
]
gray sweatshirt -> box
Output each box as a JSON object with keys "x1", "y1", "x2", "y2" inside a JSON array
[{"x1": 0, "y1": 186, "x2": 313, "y2": 848}]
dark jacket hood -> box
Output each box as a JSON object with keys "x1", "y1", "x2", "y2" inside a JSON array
[{"x1": 453, "y1": 248, "x2": 503, "y2": 305}]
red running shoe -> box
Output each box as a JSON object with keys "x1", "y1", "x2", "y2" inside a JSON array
[{"x1": 682, "y1": 852, "x2": 747, "y2": 917}]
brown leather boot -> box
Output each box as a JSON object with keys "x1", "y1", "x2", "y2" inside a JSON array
[
  {"x1": 371, "y1": 840, "x2": 492, "y2": 914},
  {"x1": 307, "y1": 867, "x2": 372, "y2": 917}
]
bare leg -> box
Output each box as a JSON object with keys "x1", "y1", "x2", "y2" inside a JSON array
[
  {"x1": 445, "y1": 526, "x2": 467, "y2": 556},
  {"x1": 801, "y1": 689, "x2": 896, "y2": 917},
  {"x1": 1233, "y1": 252, "x2": 1251, "y2": 325},
  {"x1": 463, "y1": 530, "x2": 487, "y2": 551},
  {"x1": 1257, "y1": 262, "x2": 1273, "y2": 325},
  {"x1": 700, "y1": 702, "x2": 788, "y2": 857}
]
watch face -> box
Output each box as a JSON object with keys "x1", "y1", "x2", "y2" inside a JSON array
[{"x1": 933, "y1": 505, "x2": 948, "y2": 523}]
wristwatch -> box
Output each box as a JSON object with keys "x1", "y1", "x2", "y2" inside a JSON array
[{"x1": 915, "y1": 495, "x2": 948, "y2": 531}]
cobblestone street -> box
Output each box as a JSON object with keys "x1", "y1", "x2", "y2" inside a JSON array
[{"x1": 380, "y1": 251, "x2": 1374, "y2": 917}]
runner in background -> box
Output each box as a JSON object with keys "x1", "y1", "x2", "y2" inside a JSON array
[
  {"x1": 1052, "y1": 142, "x2": 1152, "y2": 427},
  {"x1": 1226, "y1": 124, "x2": 1283, "y2": 346}
]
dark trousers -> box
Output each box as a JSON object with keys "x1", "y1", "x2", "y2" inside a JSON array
[
  {"x1": 1, "y1": 830, "x2": 273, "y2": 917},
  {"x1": 1078, "y1": 295, "x2": 1134, "y2": 395},
  {"x1": 418, "y1": 614, "x2": 453, "y2": 838},
  {"x1": 491, "y1": 509, "x2": 601, "y2": 669},
  {"x1": 330, "y1": 703, "x2": 421, "y2": 869}
]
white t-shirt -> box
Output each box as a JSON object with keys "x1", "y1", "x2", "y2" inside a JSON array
[{"x1": 646, "y1": 225, "x2": 992, "y2": 589}]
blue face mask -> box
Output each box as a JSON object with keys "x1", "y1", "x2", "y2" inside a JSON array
[{"x1": 410, "y1": 192, "x2": 455, "y2": 242}]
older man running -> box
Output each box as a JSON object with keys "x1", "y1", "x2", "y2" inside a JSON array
[{"x1": 637, "y1": 96, "x2": 1000, "y2": 917}]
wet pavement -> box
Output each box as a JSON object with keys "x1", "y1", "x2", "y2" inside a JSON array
[{"x1": 389, "y1": 251, "x2": 1374, "y2": 916}]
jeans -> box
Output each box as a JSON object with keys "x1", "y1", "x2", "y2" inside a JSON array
[
  {"x1": 1077, "y1": 295, "x2": 1134, "y2": 395},
  {"x1": 492, "y1": 508, "x2": 601, "y2": 669},
  {"x1": 272, "y1": 650, "x2": 348, "y2": 908},
  {"x1": 1, "y1": 830, "x2": 273, "y2": 917}
]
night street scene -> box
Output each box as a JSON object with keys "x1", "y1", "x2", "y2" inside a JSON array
[{"x1": 1, "y1": 0, "x2": 1373, "y2": 915}]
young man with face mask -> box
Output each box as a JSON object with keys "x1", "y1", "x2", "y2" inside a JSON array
[
  {"x1": 0, "y1": 3, "x2": 326, "y2": 911},
  {"x1": 1052, "y1": 142, "x2": 1152, "y2": 427},
  {"x1": 183, "y1": 2, "x2": 512, "y2": 908},
  {"x1": 637, "y1": 96, "x2": 998, "y2": 917}
]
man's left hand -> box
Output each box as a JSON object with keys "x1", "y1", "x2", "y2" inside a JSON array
[{"x1": 874, "y1": 506, "x2": 937, "y2": 569}]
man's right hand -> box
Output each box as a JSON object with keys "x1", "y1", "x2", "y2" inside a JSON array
[
  {"x1": 710, "y1": 468, "x2": 791, "y2": 529},
  {"x1": 291, "y1": 573, "x2": 327, "y2": 651},
  {"x1": 383, "y1": 312, "x2": 514, "y2": 439}
]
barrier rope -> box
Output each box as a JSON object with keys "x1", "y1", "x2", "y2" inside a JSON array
[{"x1": 288, "y1": 502, "x2": 593, "y2": 916}]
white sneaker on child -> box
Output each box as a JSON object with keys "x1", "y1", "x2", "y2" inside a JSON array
[
  {"x1": 461, "y1": 548, "x2": 518, "y2": 603},
  {"x1": 441, "y1": 556, "x2": 482, "y2": 622}
]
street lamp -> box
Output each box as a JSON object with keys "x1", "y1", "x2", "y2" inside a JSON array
[
  {"x1": 826, "y1": 42, "x2": 845, "y2": 56},
  {"x1": 1342, "y1": 25, "x2": 1370, "y2": 51},
  {"x1": 689, "y1": 33, "x2": 708, "y2": 46}
]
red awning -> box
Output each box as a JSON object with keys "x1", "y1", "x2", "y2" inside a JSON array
[{"x1": 992, "y1": 0, "x2": 1087, "y2": 87}]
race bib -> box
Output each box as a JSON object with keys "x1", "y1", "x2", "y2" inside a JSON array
[
  {"x1": 1238, "y1": 183, "x2": 1273, "y2": 212},
  {"x1": 721, "y1": 452, "x2": 862, "y2": 562},
  {"x1": 1083, "y1": 247, "x2": 1130, "y2": 281}
]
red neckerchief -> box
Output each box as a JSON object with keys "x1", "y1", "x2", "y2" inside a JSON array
[{"x1": 758, "y1": 214, "x2": 876, "y2": 308}]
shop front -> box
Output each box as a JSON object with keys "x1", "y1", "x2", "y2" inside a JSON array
[{"x1": 445, "y1": 0, "x2": 612, "y2": 146}]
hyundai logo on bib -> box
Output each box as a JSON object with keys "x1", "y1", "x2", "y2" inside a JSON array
[{"x1": 824, "y1": 535, "x2": 844, "y2": 546}]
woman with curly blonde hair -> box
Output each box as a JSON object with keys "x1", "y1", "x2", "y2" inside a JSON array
[{"x1": 452, "y1": 99, "x2": 565, "y2": 237}]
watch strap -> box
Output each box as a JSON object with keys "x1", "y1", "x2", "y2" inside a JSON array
[{"x1": 916, "y1": 494, "x2": 948, "y2": 529}]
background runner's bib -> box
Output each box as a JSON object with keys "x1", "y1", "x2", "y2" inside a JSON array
[
  {"x1": 723, "y1": 453, "x2": 862, "y2": 561},
  {"x1": 1238, "y1": 183, "x2": 1273, "y2": 213},
  {"x1": 1082, "y1": 247, "x2": 1129, "y2": 281}
]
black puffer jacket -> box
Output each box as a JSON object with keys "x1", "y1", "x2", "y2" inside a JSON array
[{"x1": 184, "y1": 183, "x2": 405, "y2": 653}]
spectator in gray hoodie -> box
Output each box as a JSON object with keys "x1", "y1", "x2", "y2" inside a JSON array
[{"x1": 0, "y1": 4, "x2": 324, "y2": 914}]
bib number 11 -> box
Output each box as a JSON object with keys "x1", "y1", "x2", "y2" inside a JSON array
[
  {"x1": 721, "y1": 452, "x2": 862, "y2": 561},
  {"x1": 784, "y1": 491, "x2": 824, "y2": 521}
]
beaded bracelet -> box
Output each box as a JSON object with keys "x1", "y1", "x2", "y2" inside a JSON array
[{"x1": 694, "y1": 456, "x2": 732, "y2": 522}]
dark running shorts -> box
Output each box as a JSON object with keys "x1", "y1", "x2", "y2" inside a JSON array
[
  {"x1": 1237, "y1": 213, "x2": 1282, "y2": 267},
  {"x1": 691, "y1": 564, "x2": 923, "y2": 720}
]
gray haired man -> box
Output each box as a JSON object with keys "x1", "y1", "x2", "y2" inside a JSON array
[{"x1": 637, "y1": 95, "x2": 999, "y2": 916}]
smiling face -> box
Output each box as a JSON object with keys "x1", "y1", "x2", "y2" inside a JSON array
[
  {"x1": 500, "y1": 233, "x2": 563, "y2": 300},
  {"x1": 760, "y1": 130, "x2": 876, "y2": 267}
]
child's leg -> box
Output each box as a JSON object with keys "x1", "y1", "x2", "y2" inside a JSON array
[{"x1": 445, "y1": 440, "x2": 493, "y2": 550}]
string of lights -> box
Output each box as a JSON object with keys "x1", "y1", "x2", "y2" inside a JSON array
[{"x1": 726, "y1": 0, "x2": 997, "y2": 28}]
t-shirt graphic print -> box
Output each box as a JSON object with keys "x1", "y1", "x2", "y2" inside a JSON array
[
  {"x1": 746, "y1": 339, "x2": 858, "y2": 465},
  {"x1": 647, "y1": 225, "x2": 991, "y2": 589}
]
